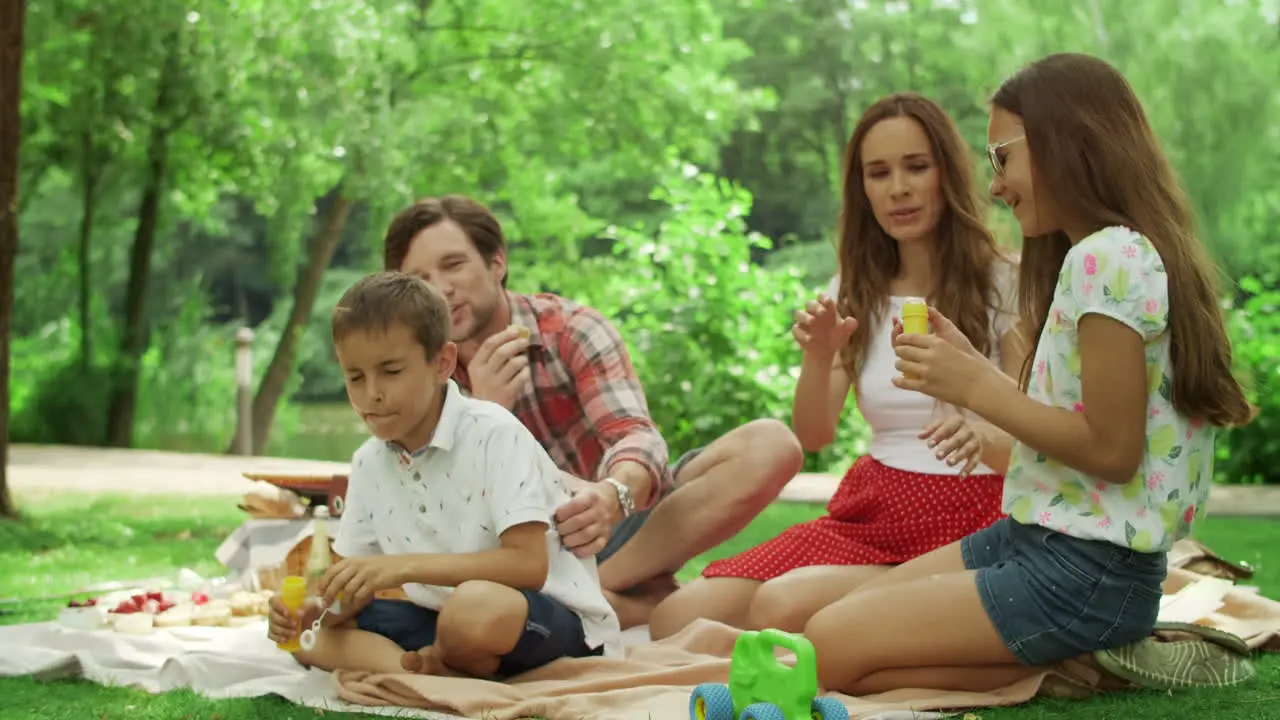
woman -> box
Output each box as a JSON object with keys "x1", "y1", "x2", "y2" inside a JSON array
[{"x1": 648, "y1": 92, "x2": 1027, "y2": 640}]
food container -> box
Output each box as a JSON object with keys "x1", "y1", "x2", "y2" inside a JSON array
[
  {"x1": 112, "y1": 612, "x2": 155, "y2": 635},
  {"x1": 57, "y1": 605, "x2": 107, "y2": 631}
]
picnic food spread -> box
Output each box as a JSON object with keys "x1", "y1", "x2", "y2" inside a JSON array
[{"x1": 60, "y1": 586, "x2": 275, "y2": 634}]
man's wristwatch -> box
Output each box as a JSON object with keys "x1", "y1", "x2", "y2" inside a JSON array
[{"x1": 601, "y1": 476, "x2": 635, "y2": 519}]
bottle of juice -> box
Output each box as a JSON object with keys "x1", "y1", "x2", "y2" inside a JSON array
[
  {"x1": 276, "y1": 575, "x2": 307, "y2": 652},
  {"x1": 305, "y1": 505, "x2": 341, "y2": 612}
]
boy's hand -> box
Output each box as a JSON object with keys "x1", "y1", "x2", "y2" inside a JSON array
[
  {"x1": 319, "y1": 556, "x2": 404, "y2": 609},
  {"x1": 267, "y1": 595, "x2": 320, "y2": 645},
  {"x1": 266, "y1": 595, "x2": 295, "y2": 645}
]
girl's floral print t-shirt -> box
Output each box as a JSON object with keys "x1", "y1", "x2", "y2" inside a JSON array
[{"x1": 1004, "y1": 226, "x2": 1214, "y2": 553}]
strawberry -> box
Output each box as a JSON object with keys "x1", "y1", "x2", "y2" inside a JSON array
[{"x1": 112, "y1": 600, "x2": 139, "y2": 614}]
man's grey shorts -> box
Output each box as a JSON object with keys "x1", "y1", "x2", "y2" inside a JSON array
[{"x1": 596, "y1": 448, "x2": 703, "y2": 565}]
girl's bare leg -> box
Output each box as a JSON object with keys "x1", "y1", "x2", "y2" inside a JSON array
[{"x1": 803, "y1": 542, "x2": 1039, "y2": 694}]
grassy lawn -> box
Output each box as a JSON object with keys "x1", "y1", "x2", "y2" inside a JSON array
[{"x1": 0, "y1": 493, "x2": 1276, "y2": 720}]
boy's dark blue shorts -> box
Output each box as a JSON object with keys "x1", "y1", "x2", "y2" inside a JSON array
[{"x1": 354, "y1": 591, "x2": 602, "y2": 677}]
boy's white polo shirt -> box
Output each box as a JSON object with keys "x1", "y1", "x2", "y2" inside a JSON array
[{"x1": 332, "y1": 380, "x2": 622, "y2": 657}]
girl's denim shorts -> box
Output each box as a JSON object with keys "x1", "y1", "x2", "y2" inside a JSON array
[{"x1": 962, "y1": 517, "x2": 1166, "y2": 666}]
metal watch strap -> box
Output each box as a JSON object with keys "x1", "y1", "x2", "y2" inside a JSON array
[{"x1": 601, "y1": 476, "x2": 635, "y2": 518}]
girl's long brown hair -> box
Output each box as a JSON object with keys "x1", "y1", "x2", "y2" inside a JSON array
[
  {"x1": 836, "y1": 93, "x2": 1011, "y2": 384},
  {"x1": 993, "y1": 53, "x2": 1252, "y2": 428}
]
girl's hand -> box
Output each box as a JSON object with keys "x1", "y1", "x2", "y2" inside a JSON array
[
  {"x1": 890, "y1": 305, "x2": 981, "y2": 359},
  {"x1": 892, "y1": 331, "x2": 997, "y2": 408},
  {"x1": 920, "y1": 414, "x2": 983, "y2": 477}
]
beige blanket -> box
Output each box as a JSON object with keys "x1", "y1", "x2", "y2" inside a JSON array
[{"x1": 334, "y1": 542, "x2": 1280, "y2": 720}]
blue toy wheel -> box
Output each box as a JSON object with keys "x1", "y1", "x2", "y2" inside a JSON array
[
  {"x1": 689, "y1": 682, "x2": 735, "y2": 720},
  {"x1": 810, "y1": 696, "x2": 850, "y2": 720},
  {"x1": 739, "y1": 702, "x2": 786, "y2": 720}
]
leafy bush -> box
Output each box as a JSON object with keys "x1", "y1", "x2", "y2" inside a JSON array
[
  {"x1": 1219, "y1": 275, "x2": 1280, "y2": 484},
  {"x1": 541, "y1": 161, "x2": 868, "y2": 473}
]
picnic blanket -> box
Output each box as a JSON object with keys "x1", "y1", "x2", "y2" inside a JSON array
[
  {"x1": 331, "y1": 566, "x2": 1280, "y2": 719},
  {"x1": 1, "y1": 539, "x2": 1276, "y2": 720}
]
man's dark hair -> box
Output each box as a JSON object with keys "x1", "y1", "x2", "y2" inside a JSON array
[
  {"x1": 382, "y1": 195, "x2": 508, "y2": 288},
  {"x1": 331, "y1": 272, "x2": 451, "y2": 359}
]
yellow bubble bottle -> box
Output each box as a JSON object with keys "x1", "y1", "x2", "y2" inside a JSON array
[
  {"x1": 900, "y1": 298, "x2": 929, "y2": 380},
  {"x1": 276, "y1": 575, "x2": 307, "y2": 653},
  {"x1": 901, "y1": 297, "x2": 929, "y2": 335}
]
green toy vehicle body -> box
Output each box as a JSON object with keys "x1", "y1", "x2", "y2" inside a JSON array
[{"x1": 688, "y1": 628, "x2": 849, "y2": 720}]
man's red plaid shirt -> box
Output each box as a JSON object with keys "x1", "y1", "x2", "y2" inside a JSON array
[{"x1": 452, "y1": 291, "x2": 672, "y2": 506}]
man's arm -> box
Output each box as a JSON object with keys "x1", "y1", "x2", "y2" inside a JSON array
[{"x1": 561, "y1": 306, "x2": 669, "y2": 510}]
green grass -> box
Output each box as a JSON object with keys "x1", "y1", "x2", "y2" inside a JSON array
[{"x1": 0, "y1": 494, "x2": 1276, "y2": 719}]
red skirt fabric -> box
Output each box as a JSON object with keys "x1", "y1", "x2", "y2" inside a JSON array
[{"x1": 702, "y1": 455, "x2": 1005, "y2": 581}]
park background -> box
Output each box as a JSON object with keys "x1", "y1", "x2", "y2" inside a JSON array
[
  {"x1": 2, "y1": 2, "x2": 1280, "y2": 719},
  {"x1": 5, "y1": 0, "x2": 1280, "y2": 504}
]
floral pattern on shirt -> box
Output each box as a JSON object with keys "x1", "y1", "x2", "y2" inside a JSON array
[{"x1": 1003, "y1": 226, "x2": 1215, "y2": 553}]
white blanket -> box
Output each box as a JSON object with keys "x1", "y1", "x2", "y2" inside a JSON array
[
  {"x1": 0, "y1": 619, "x2": 461, "y2": 718},
  {"x1": 0, "y1": 622, "x2": 667, "y2": 718}
]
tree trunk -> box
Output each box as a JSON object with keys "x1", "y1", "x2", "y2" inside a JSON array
[
  {"x1": 238, "y1": 188, "x2": 355, "y2": 455},
  {"x1": 104, "y1": 35, "x2": 180, "y2": 448},
  {"x1": 78, "y1": 128, "x2": 98, "y2": 369},
  {"x1": 0, "y1": 0, "x2": 28, "y2": 518}
]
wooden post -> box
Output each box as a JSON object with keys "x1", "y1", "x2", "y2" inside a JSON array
[{"x1": 234, "y1": 327, "x2": 254, "y2": 455}]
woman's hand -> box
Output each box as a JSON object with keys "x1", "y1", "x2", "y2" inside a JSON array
[
  {"x1": 920, "y1": 413, "x2": 983, "y2": 477},
  {"x1": 793, "y1": 293, "x2": 857, "y2": 361}
]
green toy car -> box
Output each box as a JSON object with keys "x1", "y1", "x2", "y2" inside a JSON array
[{"x1": 689, "y1": 628, "x2": 850, "y2": 720}]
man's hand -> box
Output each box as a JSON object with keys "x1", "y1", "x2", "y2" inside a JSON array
[
  {"x1": 468, "y1": 326, "x2": 531, "y2": 409},
  {"x1": 318, "y1": 556, "x2": 404, "y2": 610},
  {"x1": 554, "y1": 476, "x2": 622, "y2": 558}
]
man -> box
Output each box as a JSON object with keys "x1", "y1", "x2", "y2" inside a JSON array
[{"x1": 380, "y1": 195, "x2": 804, "y2": 628}]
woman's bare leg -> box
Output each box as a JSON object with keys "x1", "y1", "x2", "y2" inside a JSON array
[
  {"x1": 648, "y1": 576, "x2": 761, "y2": 640},
  {"x1": 746, "y1": 565, "x2": 890, "y2": 632}
]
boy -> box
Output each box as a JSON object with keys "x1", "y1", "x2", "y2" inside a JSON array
[{"x1": 267, "y1": 272, "x2": 622, "y2": 678}]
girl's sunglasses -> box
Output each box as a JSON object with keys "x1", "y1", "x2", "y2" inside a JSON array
[{"x1": 986, "y1": 136, "x2": 1025, "y2": 176}]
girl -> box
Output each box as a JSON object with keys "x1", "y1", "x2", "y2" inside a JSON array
[
  {"x1": 648, "y1": 93, "x2": 1026, "y2": 641},
  {"x1": 804, "y1": 53, "x2": 1253, "y2": 695}
]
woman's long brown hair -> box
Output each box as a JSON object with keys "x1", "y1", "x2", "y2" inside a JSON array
[
  {"x1": 835, "y1": 93, "x2": 1010, "y2": 384},
  {"x1": 992, "y1": 53, "x2": 1252, "y2": 428}
]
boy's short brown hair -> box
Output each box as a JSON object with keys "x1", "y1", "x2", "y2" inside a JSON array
[{"x1": 331, "y1": 272, "x2": 451, "y2": 359}]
